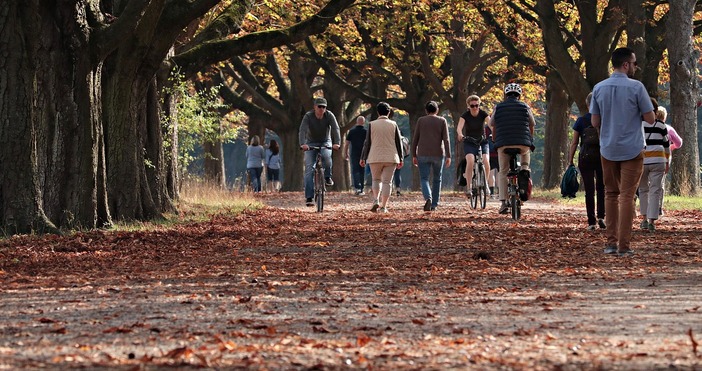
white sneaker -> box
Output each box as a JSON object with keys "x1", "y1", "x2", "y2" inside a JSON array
[{"x1": 586, "y1": 225, "x2": 596, "y2": 231}]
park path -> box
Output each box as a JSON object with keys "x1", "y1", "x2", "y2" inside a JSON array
[{"x1": 1, "y1": 191, "x2": 701, "y2": 369}]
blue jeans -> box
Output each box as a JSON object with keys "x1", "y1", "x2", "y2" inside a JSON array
[
  {"x1": 247, "y1": 167, "x2": 263, "y2": 192},
  {"x1": 417, "y1": 156, "x2": 444, "y2": 208},
  {"x1": 304, "y1": 145, "x2": 332, "y2": 199},
  {"x1": 350, "y1": 155, "x2": 364, "y2": 191}
]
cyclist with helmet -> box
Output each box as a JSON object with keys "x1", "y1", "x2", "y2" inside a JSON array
[{"x1": 488, "y1": 83, "x2": 535, "y2": 214}]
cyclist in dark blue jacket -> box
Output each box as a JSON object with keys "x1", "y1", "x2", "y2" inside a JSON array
[{"x1": 488, "y1": 83, "x2": 535, "y2": 214}]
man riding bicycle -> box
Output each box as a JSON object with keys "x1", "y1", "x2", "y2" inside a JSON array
[
  {"x1": 488, "y1": 83, "x2": 535, "y2": 214},
  {"x1": 299, "y1": 97, "x2": 341, "y2": 207},
  {"x1": 457, "y1": 95, "x2": 491, "y2": 197}
]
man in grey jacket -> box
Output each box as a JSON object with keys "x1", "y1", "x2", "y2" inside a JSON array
[{"x1": 299, "y1": 97, "x2": 341, "y2": 207}]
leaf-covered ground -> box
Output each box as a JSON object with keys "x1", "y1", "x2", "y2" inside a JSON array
[{"x1": 1, "y1": 191, "x2": 701, "y2": 369}]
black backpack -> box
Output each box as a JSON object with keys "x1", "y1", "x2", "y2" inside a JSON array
[{"x1": 579, "y1": 125, "x2": 600, "y2": 162}]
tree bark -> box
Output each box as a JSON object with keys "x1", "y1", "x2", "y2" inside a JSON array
[
  {"x1": 666, "y1": 0, "x2": 699, "y2": 196},
  {"x1": 541, "y1": 75, "x2": 571, "y2": 189}
]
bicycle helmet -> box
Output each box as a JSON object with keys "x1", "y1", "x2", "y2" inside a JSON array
[{"x1": 504, "y1": 83, "x2": 522, "y2": 96}]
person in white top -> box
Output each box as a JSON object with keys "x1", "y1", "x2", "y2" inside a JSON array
[
  {"x1": 360, "y1": 102, "x2": 404, "y2": 213},
  {"x1": 638, "y1": 99, "x2": 670, "y2": 232}
]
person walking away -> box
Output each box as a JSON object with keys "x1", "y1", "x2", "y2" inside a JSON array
[
  {"x1": 299, "y1": 97, "x2": 341, "y2": 207},
  {"x1": 638, "y1": 99, "x2": 670, "y2": 232},
  {"x1": 246, "y1": 135, "x2": 265, "y2": 193},
  {"x1": 658, "y1": 107, "x2": 682, "y2": 216},
  {"x1": 266, "y1": 139, "x2": 282, "y2": 192},
  {"x1": 411, "y1": 101, "x2": 451, "y2": 211},
  {"x1": 568, "y1": 92, "x2": 606, "y2": 230},
  {"x1": 360, "y1": 102, "x2": 404, "y2": 213},
  {"x1": 488, "y1": 83, "x2": 535, "y2": 214},
  {"x1": 456, "y1": 95, "x2": 491, "y2": 198},
  {"x1": 344, "y1": 116, "x2": 367, "y2": 195},
  {"x1": 590, "y1": 47, "x2": 655, "y2": 256}
]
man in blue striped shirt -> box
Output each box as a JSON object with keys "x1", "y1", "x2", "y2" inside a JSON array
[{"x1": 590, "y1": 47, "x2": 655, "y2": 257}]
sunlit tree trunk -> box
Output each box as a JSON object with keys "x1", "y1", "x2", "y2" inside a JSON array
[{"x1": 666, "y1": 0, "x2": 699, "y2": 196}]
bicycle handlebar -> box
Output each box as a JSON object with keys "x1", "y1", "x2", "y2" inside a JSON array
[{"x1": 302, "y1": 145, "x2": 333, "y2": 151}]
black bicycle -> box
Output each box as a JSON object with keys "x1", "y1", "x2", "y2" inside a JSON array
[
  {"x1": 503, "y1": 148, "x2": 522, "y2": 220},
  {"x1": 306, "y1": 146, "x2": 331, "y2": 212},
  {"x1": 469, "y1": 144, "x2": 488, "y2": 209}
]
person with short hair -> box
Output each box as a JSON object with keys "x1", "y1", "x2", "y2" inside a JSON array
[
  {"x1": 488, "y1": 83, "x2": 535, "y2": 215},
  {"x1": 568, "y1": 92, "x2": 605, "y2": 230},
  {"x1": 590, "y1": 47, "x2": 655, "y2": 256},
  {"x1": 411, "y1": 101, "x2": 451, "y2": 211},
  {"x1": 344, "y1": 116, "x2": 367, "y2": 195},
  {"x1": 456, "y1": 95, "x2": 491, "y2": 198},
  {"x1": 299, "y1": 97, "x2": 341, "y2": 207},
  {"x1": 638, "y1": 98, "x2": 670, "y2": 232},
  {"x1": 658, "y1": 106, "x2": 682, "y2": 216},
  {"x1": 360, "y1": 102, "x2": 404, "y2": 213}
]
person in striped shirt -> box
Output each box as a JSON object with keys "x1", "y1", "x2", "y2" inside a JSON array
[{"x1": 638, "y1": 99, "x2": 670, "y2": 232}]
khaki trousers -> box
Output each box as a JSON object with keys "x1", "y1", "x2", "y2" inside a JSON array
[{"x1": 601, "y1": 153, "x2": 644, "y2": 251}]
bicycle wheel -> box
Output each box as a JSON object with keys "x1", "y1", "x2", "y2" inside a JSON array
[
  {"x1": 478, "y1": 165, "x2": 487, "y2": 209},
  {"x1": 316, "y1": 189, "x2": 324, "y2": 212},
  {"x1": 510, "y1": 191, "x2": 520, "y2": 220},
  {"x1": 314, "y1": 168, "x2": 324, "y2": 212},
  {"x1": 470, "y1": 171, "x2": 478, "y2": 209}
]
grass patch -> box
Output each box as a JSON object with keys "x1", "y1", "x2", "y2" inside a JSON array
[
  {"x1": 113, "y1": 181, "x2": 263, "y2": 231},
  {"x1": 661, "y1": 194, "x2": 702, "y2": 211},
  {"x1": 536, "y1": 188, "x2": 702, "y2": 211}
]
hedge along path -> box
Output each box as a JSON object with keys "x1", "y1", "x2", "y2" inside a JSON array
[{"x1": 1, "y1": 191, "x2": 701, "y2": 369}]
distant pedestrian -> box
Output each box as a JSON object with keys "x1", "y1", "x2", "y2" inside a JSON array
[
  {"x1": 568, "y1": 92, "x2": 605, "y2": 231},
  {"x1": 412, "y1": 101, "x2": 451, "y2": 211},
  {"x1": 360, "y1": 102, "x2": 404, "y2": 212},
  {"x1": 638, "y1": 99, "x2": 670, "y2": 232},
  {"x1": 246, "y1": 135, "x2": 265, "y2": 193},
  {"x1": 658, "y1": 107, "x2": 682, "y2": 216},
  {"x1": 266, "y1": 139, "x2": 282, "y2": 192},
  {"x1": 590, "y1": 47, "x2": 655, "y2": 256},
  {"x1": 344, "y1": 116, "x2": 367, "y2": 195}
]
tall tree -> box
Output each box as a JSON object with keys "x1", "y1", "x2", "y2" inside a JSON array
[
  {"x1": 666, "y1": 0, "x2": 700, "y2": 195},
  {"x1": 0, "y1": 0, "x2": 355, "y2": 234}
]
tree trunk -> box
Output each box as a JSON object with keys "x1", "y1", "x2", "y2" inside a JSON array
[
  {"x1": 541, "y1": 75, "x2": 571, "y2": 189},
  {"x1": 146, "y1": 79, "x2": 175, "y2": 211},
  {"x1": 279, "y1": 129, "x2": 303, "y2": 191},
  {"x1": 0, "y1": 1, "x2": 105, "y2": 234},
  {"x1": 666, "y1": 0, "x2": 699, "y2": 196},
  {"x1": 203, "y1": 140, "x2": 226, "y2": 187}
]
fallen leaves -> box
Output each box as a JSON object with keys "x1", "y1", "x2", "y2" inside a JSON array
[{"x1": 2, "y1": 193, "x2": 702, "y2": 369}]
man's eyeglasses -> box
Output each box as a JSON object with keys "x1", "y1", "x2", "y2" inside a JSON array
[
  {"x1": 469, "y1": 104, "x2": 480, "y2": 108},
  {"x1": 317, "y1": 105, "x2": 327, "y2": 109}
]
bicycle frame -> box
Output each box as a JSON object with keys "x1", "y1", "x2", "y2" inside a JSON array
[
  {"x1": 469, "y1": 145, "x2": 488, "y2": 209},
  {"x1": 307, "y1": 146, "x2": 331, "y2": 212}
]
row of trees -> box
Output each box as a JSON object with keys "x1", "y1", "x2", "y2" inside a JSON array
[
  {"x1": 215, "y1": 0, "x2": 700, "y2": 196},
  {"x1": 0, "y1": 0, "x2": 355, "y2": 234},
  {"x1": 1, "y1": 0, "x2": 700, "y2": 235}
]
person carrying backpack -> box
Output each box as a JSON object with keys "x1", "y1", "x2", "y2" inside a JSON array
[{"x1": 568, "y1": 92, "x2": 605, "y2": 231}]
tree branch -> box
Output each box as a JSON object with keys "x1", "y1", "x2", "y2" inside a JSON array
[{"x1": 171, "y1": 0, "x2": 356, "y2": 76}]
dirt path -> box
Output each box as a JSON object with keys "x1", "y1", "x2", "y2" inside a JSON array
[{"x1": 1, "y1": 191, "x2": 701, "y2": 369}]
